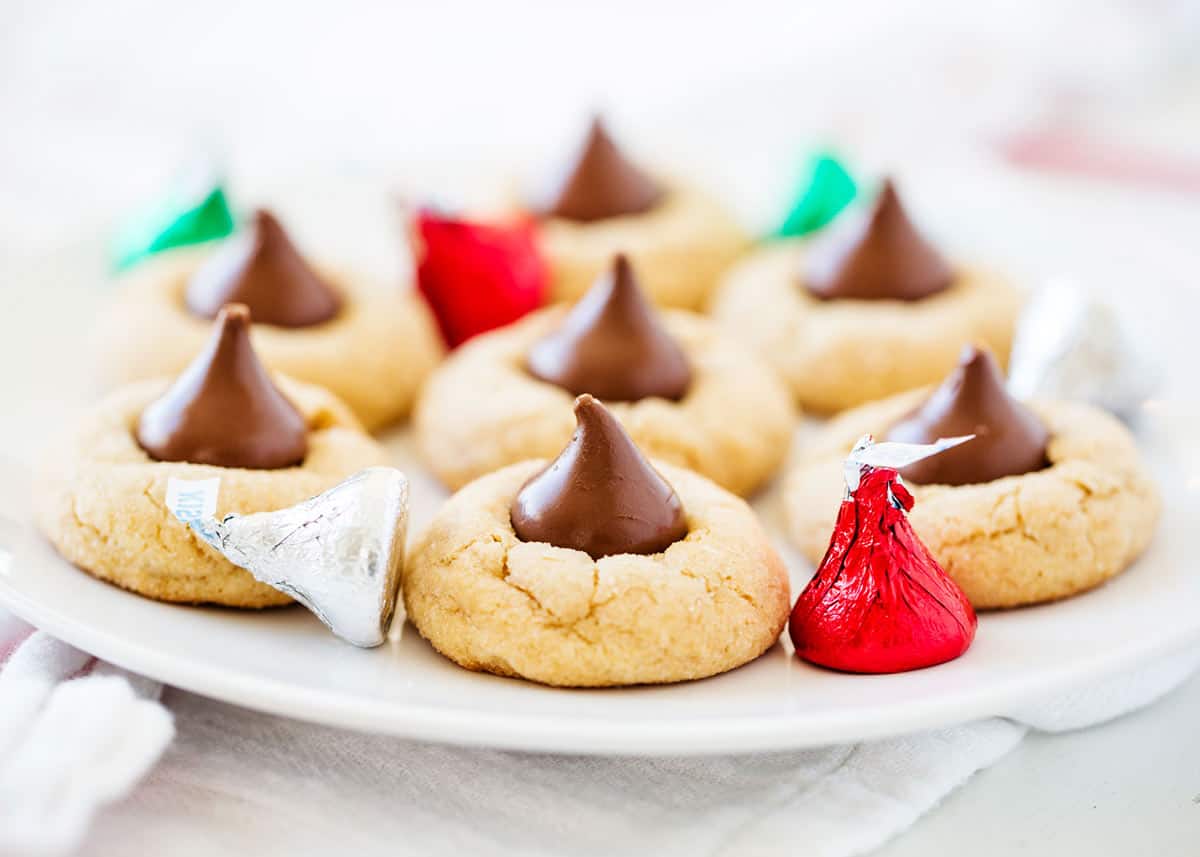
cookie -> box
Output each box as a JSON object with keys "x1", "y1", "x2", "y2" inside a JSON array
[
  {"x1": 529, "y1": 117, "x2": 747, "y2": 310},
  {"x1": 92, "y1": 246, "x2": 444, "y2": 431},
  {"x1": 414, "y1": 307, "x2": 795, "y2": 496},
  {"x1": 541, "y1": 183, "x2": 750, "y2": 309},
  {"x1": 404, "y1": 459, "x2": 791, "y2": 687},
  {"x1": 34, "y1": 376, "x2": 386, "y2": 607},
  {"x1": 709, "y1": 239, "x2": 1021, "y2": 414},
  {"x1": 784, "y1": 391, "x2": 1160, "y2": 608}
]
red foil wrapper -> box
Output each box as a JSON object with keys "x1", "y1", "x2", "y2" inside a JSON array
[
  {"x1": 789, "y1": 466, "x2": 977, "y2": 673},
  {"x1": 414, "y1": 209, "x2": 548, "y2": 348}
]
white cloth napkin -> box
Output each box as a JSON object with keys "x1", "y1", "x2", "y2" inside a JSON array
[
  {"x1": 0, "y1": 612, "x2": 174, "y2": 856},
  {"x1": 2, "y1": 606, "x2": 1196, "y2": 857}
]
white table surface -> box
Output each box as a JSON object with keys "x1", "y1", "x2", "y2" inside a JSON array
[
  {"x1": 4, "y1": 2, "x2": 1200, "y2": 852},
  {"x1": 66, "y1": 672, "x2": 1200, "y2": 856},
  {"x1": 877, "y1": 670, "x2": 1200, "y2": 856}
]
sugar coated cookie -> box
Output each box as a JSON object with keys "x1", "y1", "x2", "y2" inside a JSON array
[
  {"x1": 39, "y1": 305, "x2": 386, "y2": 606},
  {"x1": 530, "y1": 118, "x2": 747, "y2": 308},
  {"x1": 416, "y1": 258, "x2": 794, "y2": 496},
  {"x1": 710, "y1": 181, "x2": 1020, "y2": 413},
  {"x1": 405, "y1": 396, "x2": 790, "y2": 687}
]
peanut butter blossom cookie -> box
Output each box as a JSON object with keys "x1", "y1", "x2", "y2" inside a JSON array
[
  {"x1": 93, "y1": 209, "x2": 443, "y2": 430},
  {"x1": 530, "y1": 117, "x2": 749, "y2": 309},
  {"x1": 709, "y1": 179, "x2": 1021, "y2": 413},
  {"x1": 784, "y1": 346, "x2": 1159, "y2": 608},
  {"x1": 37, "y1": 304, "x2": 386, "y2": 607},
  {"x1": 415, "y1": 254, "x2": 795, "y2": 496},
  {"x1": 404, "y1": 395, "x2": 791, "y2": 687}
]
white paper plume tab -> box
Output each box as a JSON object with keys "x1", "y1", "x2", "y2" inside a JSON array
[{"x1": 843, "y1": 434, "x2": 975, "y2": 491}]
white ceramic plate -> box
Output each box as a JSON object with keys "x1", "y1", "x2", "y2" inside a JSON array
[
  {"x1": 5, "y1": 164, "x2": 1197, "y2": 755},
  {"x1": 1, "y1": 404, "x2": 1196, "y2": 756}
]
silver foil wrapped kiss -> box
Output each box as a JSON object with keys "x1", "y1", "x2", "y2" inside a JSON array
[
  {"x1": 166, "y1": 467, "x2": 408, "y2": 647},
  {"x1": 1007, "y1": 280, "x2": 1160, "y2": 419}
]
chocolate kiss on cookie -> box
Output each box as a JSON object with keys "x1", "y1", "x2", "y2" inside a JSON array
[
  {"x1": 511, "y1": 394, "x2": 688, "y2": 559},
  {"x1": 527, "y1": 254, "x2": 691, "y2": 401},
  {"x1": 137, "y1": 303, "x2": 309, "y2": 470},
  {"x1": 806, "y1": 179, "x2": 953, "y2": 302},
  {"x1": 185, "y1": 209, "x2": 341, "y2": 327},
  {"x1": 887, "y1": 345, "x2": 1049, "y2": 486},
  {"x1": 536, "y1": 117, "x2": 665, "y2": 222}
]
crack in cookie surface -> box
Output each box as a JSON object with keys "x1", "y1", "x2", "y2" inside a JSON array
[{"x1": 404, "y1": 461, "x2": 790, "y2": 687}]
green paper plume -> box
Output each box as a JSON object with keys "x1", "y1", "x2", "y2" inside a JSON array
[
  {"x1": 112, "y1": 174, "x2": 235, "y2": 272},
  {"x1": 774, "y1": 152, "x2": 857, "y2": 239}
]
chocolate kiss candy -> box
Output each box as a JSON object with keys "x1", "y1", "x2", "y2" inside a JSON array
[
  {"x1": 887, "y1": 345, "x2": 1049, "y2": 485},
  {"x1": 526, "y1": 254, "x2": 691, "y2": 401},
  {"x1": 1006, "y1": 280, "x2": 1162, "y2": 419},
  {"x1": 186, "y1": 209, "x2": 341, "y2": 327},
  {"x1": 511, "y1": 394, "x2": 688, "y2": 559},
  {"x1": 137, "y1": 303, "x2": 309, "y2": 470},
  {"x1": 789, "y1": 453, "x2": 977, "y2": 674},
  {"x1": 536, "y1": 117, "x2": 665, "y2": 222},
  {"x1": 171, "y1": 467, "x2": 408, "y2": 648},
  {"x1": 805, "y1": 179, "x2": 953, "y2": 301}
]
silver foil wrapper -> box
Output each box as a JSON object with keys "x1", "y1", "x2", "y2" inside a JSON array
[
  {"x1": 1007, "y1": 280, "x2": 1161, "y2": 418},
  {"x1": 168, "y1": 467, "x2": 408, "y2": 647}
]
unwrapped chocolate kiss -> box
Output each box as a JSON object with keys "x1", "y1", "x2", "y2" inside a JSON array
[
  {"x1": 535, "y1": 117, "x2": 664, "y2": 223},
  {"x1": 186, "y1": 209, "x2": 341, "y2": 327},
  {"x1": 806, "y1": 179, "x2": 953, "y2": 302},
  {"x1": 510, "y1": 394, "x2": 688, "y2": 559},
  {"x1": 887, "y1": 345, "x2": 1049, "y2": 485},
  {"x1": 526, "y1": 253, "x2": 691, "y2": 402},
  {"x1": 136, "y1": 303, "x2": 309, "y2": 470}
]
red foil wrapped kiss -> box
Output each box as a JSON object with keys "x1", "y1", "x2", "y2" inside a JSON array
[
  {"x1": 790, "y1": 436, "x2": 978, "y2": 673},
  {"x1": 414, "y1": 209, "x2": 547, "y2": 348}
]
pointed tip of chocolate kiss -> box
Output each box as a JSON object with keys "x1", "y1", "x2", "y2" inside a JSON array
[
  {"x1": 611, "y1": 250, "x2": 634, "y2": 286},
  {"x1": 249, "y1": 207, "x2": 280, "y2": 237},
  {"x1": 955, "y1": 342, "x2": 990, "y2": 377},
  {"x1": 136, "y1": 303, "x2": 309, "y2": 470},
  {"x1": 600, "y1": 252, "x2": 642, "y2": 314},
  {"x1": 526, "y1": 253, "x2": 691, "y2": 402},
  {"x1": 510, "y1": 394, "x2": 688, "y2": 559},
  {"x1": 536, "y1": 116, "x2": 665, "y2": 223},
  {"x1": 220, "y1": 300, "x2": 253, "y2": 328},
  {"x1": 805, "y1": 177, "x2": 954, "y2": 302},
  {"x1": 873, "y1": 176, "x2": 901, "y2": 210},
  {"x1": 185, "y1": 207, "x2": 341, "y2": 328},
  {"x1": 572, "y1": 391, "x2": 608, "y2": 427},
  {"x1": 886, "y1": 344, "x2": 1049, "y2": 485}
]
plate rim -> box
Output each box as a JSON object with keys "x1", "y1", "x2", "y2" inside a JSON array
[{"x1": 3, "y1": 567, "x2": 1199, "y2": 756}]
